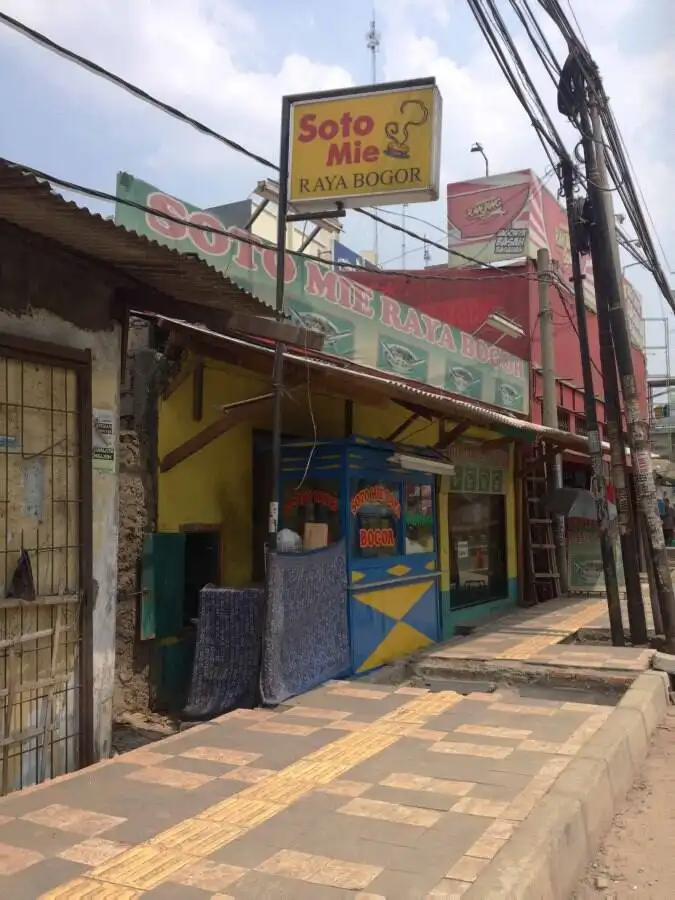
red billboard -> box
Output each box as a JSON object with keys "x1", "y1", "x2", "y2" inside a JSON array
[{"x1": 446, "y1": 169, "x2": 596, "y2": 309}]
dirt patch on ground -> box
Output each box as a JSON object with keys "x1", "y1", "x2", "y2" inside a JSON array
[{"x1": 575, "y1": 709, "x2": 675, "y2": 898}]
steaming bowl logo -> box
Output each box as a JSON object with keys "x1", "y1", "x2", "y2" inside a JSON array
[{"x1": 381, "y1": 342, "x2": 423, "y2": 375}]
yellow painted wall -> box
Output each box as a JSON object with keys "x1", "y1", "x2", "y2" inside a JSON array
[{"x1": 158, "y1": 355, "x2": 519, "y2": 591}]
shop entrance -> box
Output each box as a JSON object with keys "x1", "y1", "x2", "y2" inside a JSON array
[
  {"x1": 448, "y1": 492, "x2": 508, "y2": 609},
  {"x1": 0, "y1": 339, "x2": 92, "y2": 795}
]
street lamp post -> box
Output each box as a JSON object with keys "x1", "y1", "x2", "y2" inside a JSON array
[{"x1": 470, "y1": 141, "x2": 489, "y2": 176}]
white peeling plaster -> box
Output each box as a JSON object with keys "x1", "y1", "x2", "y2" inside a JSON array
[{"x1": 0, "y1": 308, "x2": 121, "y2": 763}]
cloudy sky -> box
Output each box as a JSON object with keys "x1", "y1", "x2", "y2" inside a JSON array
[{"x1": 0, "y1": 0, "x2": 673, "y2": 366}]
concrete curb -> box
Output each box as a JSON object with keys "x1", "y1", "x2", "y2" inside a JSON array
[{"x1": 464, "y1": 671, "x2": 671, "y2": 900}]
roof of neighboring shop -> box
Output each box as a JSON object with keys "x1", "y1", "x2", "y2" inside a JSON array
[
  {"x1": 0, "y1": 160, "x2": 272, "y2": 320},
  {"x1": 146, "y1": 312, "x2": 599, "y2": 454}
]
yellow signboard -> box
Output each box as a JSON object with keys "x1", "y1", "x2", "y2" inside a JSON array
[{"x1": 287, "y1": 79, "x2": 442, "y2": 213}]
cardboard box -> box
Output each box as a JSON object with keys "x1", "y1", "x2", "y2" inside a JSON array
[{"x1": 303, "y1": 522, "x2": 328, "y2": 551}]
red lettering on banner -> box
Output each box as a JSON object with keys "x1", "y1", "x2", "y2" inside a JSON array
[
  {"x1": 437, "y1": 324, "x2": 457, "y2": 352},
  {"x1": 380, "y1": 295, "x2": 404, "y2": 332},
  {"x1": 420, "y1": 313, "x2": 441, "y2": 346},
  {"x1": 305, "y1": 262, "x2": 349, "y2": 310},
  {"x1": 146, "y1": 192, "x2": 188, "y2": 240},
  {"x1": 349, "y1": 282, "x2": 376, "y2": 319},
  {"x1": 188, "y1": 211, "x2": 231, "y2": 256},
  {"x1": 260, "y1": 247, "x2": 297, "y2": 285},
  {"x1": 359, "y1": 527, "x2": 396, "y2": 549},
  {"x1": 233, "y1": 235, "x2": 256, "y2": 271},
  {"x1": 461, "y1": 332, "x2": 476, "y2": 359},
  {"x1": 476, "y1": 339, "x2": 490, "y2": 363},
  {"x1": 401, "y1": 306, "x2": 425, "y2": 339}
]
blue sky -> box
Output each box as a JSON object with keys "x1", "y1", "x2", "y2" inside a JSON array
[{"x1": 0, "y1": 0, "x2": 673, "y2": 366}]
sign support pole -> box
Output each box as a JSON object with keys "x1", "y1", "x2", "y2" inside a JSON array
[{"x1": 269, "y1": 96, "x2": 292, "y2": 554}]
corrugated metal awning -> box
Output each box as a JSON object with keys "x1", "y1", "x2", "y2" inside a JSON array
[
  {"x1": 147, "y1": 312, "x2": 598, "y2": 453},
  {"x1": 0, "y1": 160, "x2": 270, "y2": 319}
]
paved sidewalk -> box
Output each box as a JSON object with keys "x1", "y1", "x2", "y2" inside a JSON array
[
  {"x1": 0, "y1": 679, "x2": 618, "y2": 899},
  {"x1": 416, "y1": 597, "x2": 654, "y2": 680}
]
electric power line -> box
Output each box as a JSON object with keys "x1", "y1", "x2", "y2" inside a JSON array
[
  {"x1": 0, "y1": 11, "x2": 546, "y2": 285},
  {"x1": 0, "y1": 11, "x2": 279, "y2": 173},
  {"x1": 6, "y1": 159, "x2": 551, "y2": 291}
]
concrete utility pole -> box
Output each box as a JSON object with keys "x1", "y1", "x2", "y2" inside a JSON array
[
  {"x1": 537, "y1": 247, "x2": 568, "y2": 592},
  {"x1": 580, "y1": 81, "x2": 675, "y2": 651},
  {"x1": 561, "y1": 159, "x2": 625, "y2": 645},
  {"x1": 579, "y1": 114, "x2": 648, "y2": 645}
]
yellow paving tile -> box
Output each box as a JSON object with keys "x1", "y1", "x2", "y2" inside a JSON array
[
  {"x1": 0, "y1": 842, "x2": 44, "y2": 875},
  {"x1": 281, "y1": 705, "x2": 351, "y2": 721},
  {"x1": 29, "y1": 690, "x2": 461, "y2": 898},
  {"x1": 394, "y1": 685, "x2": 430, "y2": 696},
  {"x1": 518, "y1": 739, "x2": 565, "y2": 754},
  {"x1": 220, "y1": 766, "x2": 278, "y2": 784},
  {"x1": 561, "y1": 710, "x2": 612, "y2": 754},
  {"x1": 247, "y1": 720, "x2": 321, "y2": 736},
  {"x1": 180, "y1": 747, "x2": 261, "y2": 766},
  {"x1": 59, "y1": 839, "x2": 131, "y2": 867},
  {"x1": 22, "y1": 805, "x2": 125, "y2": 837},
  {"x1": 149, "y1": 818, "x2": 242, "y2": 855},
  {"x1": 428, "y1": 878, "x2": 471, "y2": 898},
  {"x1": 381, "y1": 772, "x2": 474, "y2": 797},
  {"x1": 88, "y1": 844, "x2": 196, "y2": 891},
  {"x1": 406, "y1": 727, "x2": 448, "y2": 741},
  {"x1": 446, "y1": 855, "x2": 490, "y2": 882},
  {"x1": 318, "y1": 780, "x2": 371, "y2": 797},
  {"x1": 455, "y1": 724, "x2": 532, "y2": 740},
  {"x1": 465, "y1": 819, "x2": 516, "y2": 859},
  {"x1": 338, "y1": 797, "x2": 441, "y2": 827},
  {"x1": 489, "y1": 702, "x2": 556, "y2": 717},
  {"x1": 40, "y1": 879, "x2": 142, "y2": 899},
  {"x1": 171, "y1": 859, "x2": 248, "y2": 892},
  {"x1": 430, "y1": 741, "x2": 513, "y2": 759},
  {"x1": 328, "y1": 686, "x2": 390, "y2": 699},
  {"x1": 324, "y1": 719, "x2": 370, "y2": 732},
  {"x1": 125, "y1": 765, "x2": 215, "y2": 790},
  {"x1": 199, "y1": 796, "x2": 282, "y2": 828},
  {"x1": 114, "y1": 750, "x2": 173, "y2": 767},
  {"x1": 503, "y1": 757, "x2": 571, "y2": 821},
  {"x1": 244, "y1": 777, "x2": 316, "y2": 805},
  {"x1": 257, "y1": 849, "x2": 383, "y2": 890},
  {"x1": 451, "y1": 798, "x2": 508, "y2": 818}
]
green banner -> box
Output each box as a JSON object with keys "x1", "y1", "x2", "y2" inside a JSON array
[{"x1": 115, "y1": 173, "x2": 530, "y2": 414}]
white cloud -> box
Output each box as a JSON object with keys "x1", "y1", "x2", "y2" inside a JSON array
[{"x1": 0, "y1": 0, "x2": 672, "y2": 303}]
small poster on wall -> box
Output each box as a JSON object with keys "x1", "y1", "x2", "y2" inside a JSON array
[{"x1": 93, "y1": 408, "x2": 115, "y2": 474}]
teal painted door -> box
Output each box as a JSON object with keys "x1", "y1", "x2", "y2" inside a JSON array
[{"x1": 140, "y1": 533, "x2": 186, "y2": 641}]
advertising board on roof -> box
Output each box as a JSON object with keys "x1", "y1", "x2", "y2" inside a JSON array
[
  {"x1": 286, "y1": 79, "x2": 443, "y2": 214},
  {"x1": 115, "y1": 172, "x2": 529, "y2": 415},
  {"x1": 446, "y1": 169, "x2": 597, "y2": 310}
]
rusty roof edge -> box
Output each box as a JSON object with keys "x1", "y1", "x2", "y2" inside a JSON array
[
  {"x1": 0, "y1": 160, "x2": 273, "y2": 318},
  {"x1": 143, "y1": 311, "x2": 599, "y2": 453}
]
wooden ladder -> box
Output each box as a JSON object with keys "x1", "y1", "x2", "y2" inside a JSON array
[{"x1": 525, "y1": 448, "x2": 561, "y2": 603}]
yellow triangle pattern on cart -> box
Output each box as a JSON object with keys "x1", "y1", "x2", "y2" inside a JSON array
[
  {"x1": 354, "y1": 580, "x2": 434, "y2": 621},
  {"x1": 358, "y1": 621, "x2": 433, "y2": 673}
]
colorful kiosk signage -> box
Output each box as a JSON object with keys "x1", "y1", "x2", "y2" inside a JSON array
[
  {"x1": 279, "y1": 437, "x2": 440, "y2": 675},
  {"x1": 115, "y1": 174, "x2": 530, "y2": 414},
  {"x1": 287, "y1": 79, "x2": 443, "y2": 213}
]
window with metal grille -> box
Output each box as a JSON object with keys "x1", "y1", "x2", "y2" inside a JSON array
[
  {"x1": 557, "y1": 409, "x2": 570, "y2": 431},
  {"x1": 575, "y1": 416, "x2": 588, "y2": 436}
]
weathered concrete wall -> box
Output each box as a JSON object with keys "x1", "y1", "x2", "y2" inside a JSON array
[{"x1": 0, "y1": 230, "x2": 121, "y2": 766}]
